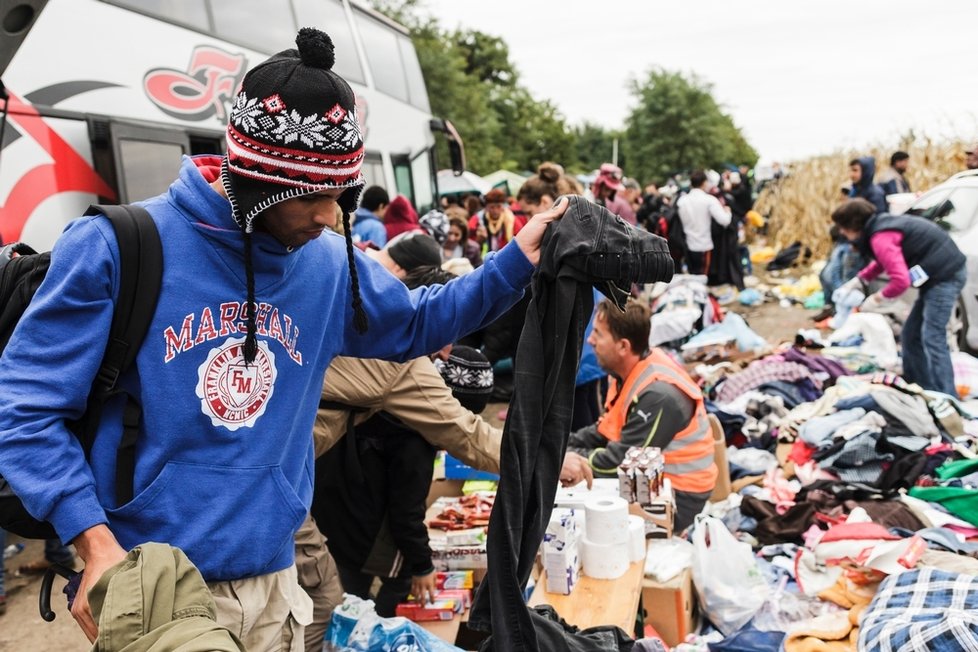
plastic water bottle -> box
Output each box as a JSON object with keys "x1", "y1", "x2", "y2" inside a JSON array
[{"x1": 3, "y1": 543, "x2": 24, "y2": 560}]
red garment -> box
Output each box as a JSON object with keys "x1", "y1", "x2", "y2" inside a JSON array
[
  {"x1": 384, "y1": 195, "x2": 421, "y2": 241},
  {"x1": 789, "y1": 439, "x2": 816, "y2": 465},
  {"x1": 857, "y1": 231, "x2": 910, "y2": 298}
]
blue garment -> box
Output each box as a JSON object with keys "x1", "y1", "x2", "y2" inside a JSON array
[
  {"x1": 575, "y1": 290, "x2": 604, "y2": 387},
  {"x1": 848, "y1": 156, "x2": 887, "y2": 214},
  {"x1": 820, "y1": 241, "x2": 865, "y2": 303},
  {"x1": 899, "y1": 267, "x2": 967, "y2": 395},
  {"x1": 798, "y1": 408, "x2": 867, "y2": 447},
  {"x1": 683, "y1": 312, "x2": 766, "y2": 352},
  {"x1": 352, "y1": 207, "x2": 387, "y2": 247},
  {"x1": 860, "y1": 567, "x2": 978, "y2": 651},
  {"x1": 0, "y1": 155, "x2": 533, "y2": 582}
]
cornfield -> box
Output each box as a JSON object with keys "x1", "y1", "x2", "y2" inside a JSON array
[{"x1": 753, "y1": 138, "x2": 970, "y2": 260}]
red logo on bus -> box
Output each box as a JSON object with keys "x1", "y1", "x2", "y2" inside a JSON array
[{"x1": 144, "y1": 45, "x2": 246, "y2": 123}]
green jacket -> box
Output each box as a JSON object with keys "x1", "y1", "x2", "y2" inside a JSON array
[{"x1": 89, "y1": 543, "x2": 244, "y2": 652}]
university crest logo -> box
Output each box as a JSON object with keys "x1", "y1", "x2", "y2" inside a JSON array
[{"x1": 195, "y1": 336, "x2": 276, "y2": 431}]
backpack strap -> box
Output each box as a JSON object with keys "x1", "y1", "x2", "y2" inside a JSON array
[{"x1": 80, "y1": 204, "x2": 162, "y2": 505}]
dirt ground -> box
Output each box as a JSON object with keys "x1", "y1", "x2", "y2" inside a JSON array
[{"x1": 0, "y1": 295, "x2": 820, "y2": 650}]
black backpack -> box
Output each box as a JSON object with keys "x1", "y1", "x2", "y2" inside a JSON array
[{"x1": 0, "y1": 204, "x2": 162, "y2": 539}]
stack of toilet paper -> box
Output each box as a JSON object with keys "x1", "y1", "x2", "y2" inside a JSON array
[
  {"x1": 541, "y1": 508, "x2": 581, "y2": 594},
  {"x1": 580, "y1": 496, "x2": 645, "y2": 579}
]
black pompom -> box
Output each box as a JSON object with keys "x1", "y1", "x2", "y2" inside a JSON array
[{"x1": 296, "y1": 27, "x2": 335, "y2": 70}]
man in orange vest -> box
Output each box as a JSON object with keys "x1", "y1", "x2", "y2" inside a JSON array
[{"x1": 568, "y1": 299, "x2": 717, "y2": 531}]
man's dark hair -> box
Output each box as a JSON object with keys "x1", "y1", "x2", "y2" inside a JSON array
[
  {"x1": 360, "y1": 185, "x2": 390, "y2": 212},
  {"x1": 689, "y1": 170, "x2": 707, "y2": 188},
  {"x1": 848, "y1": 158, "x2": 862, "y2": 168},
  {"x1": 403, "y1": 265, "x2": 456, "y2": 290},
  {"x1": 831, "y1": 198, "x2": 876, "y2": 232},
  {"x1": 595, "y1": 299, "x2": 650, "y2": 356},
  {"x1": 891, "y1": 151, "x2": 910, "y2": 166}
]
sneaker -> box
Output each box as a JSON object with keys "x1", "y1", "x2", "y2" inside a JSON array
[{"x1": 0, "y1": 594, "x2": 7, "y2": 615}]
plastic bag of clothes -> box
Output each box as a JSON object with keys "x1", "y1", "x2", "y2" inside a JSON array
[
  {"x1": 691, "y1": 517, "x2": 770, "y2": 635},
  {"x1": 325, "y1": 594, "x2": 463, "y2": 652}
]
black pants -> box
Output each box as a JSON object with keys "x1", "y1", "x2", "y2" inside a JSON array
[
  {"x1": 686, "y1": 250, "x2": 712, "y2": 276},
  {"x1": 469, "y1": 196, "x2": 673, "y2": 651},
  {"x1": 336, "y1": 564, "x2": 411, "y2": 618}
]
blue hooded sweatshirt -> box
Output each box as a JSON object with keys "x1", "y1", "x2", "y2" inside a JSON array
[
  {"x1": 848, "y1": 156, "x2": 887, "y2": 214},
  {"x1": 0, "y1": 155, "x2": 532, "y2": 581}
]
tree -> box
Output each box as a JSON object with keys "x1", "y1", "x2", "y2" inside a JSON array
[
  {"x1": 368, "y1": 3, "x2": 579, "y2": 176},
  {"x1": 622, "y1": 69, "x2": 758, "y2": 184},
  {"x1": 451, "y1": 30, "x2": 517, "y2": 87},
  {"x1": 490, "y1": 86, "x2": 576, "y2": 173},
  {"x1": 409, "y1": 21, "x2": 504, "y2": 174},
  {"x1": 573, "y1": 122, "x2": 624, "y2": 174}
]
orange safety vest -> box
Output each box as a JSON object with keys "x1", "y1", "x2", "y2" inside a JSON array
[{"x1": 597, "y1": 349, "x2": 717, "y2": 494}]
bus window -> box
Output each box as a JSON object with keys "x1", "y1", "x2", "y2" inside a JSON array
[
  {"x1": 293, "y1": 0, "x2": 364, "y2": 84},
  {"x1": 392, "y1": 155, "x2": 413, "y2": 205},
  {"x1": 398, "y1": 36, "x2": 430, "y2": 112},
  {"x1": 211, "y1": 0, "x2": 296, "y2": 53},
  {"x1": 353, "y1": 12, "x2": 409, "y2": 104},
  {"x1": 102, "y1": 122, "x2": 189, "y2": 203},
  {"x1": 361, "y1": 152, "x2": 385, "y2": 191},
  {"x1": 411, "y1": 150, "x2": 435, "y2": 214},
  {"x1": 107, "y1": 0, "x2": 210, "y2": 32},
  {"x1": 118, "y1": 140, "x2": 185, "y2": 201}
]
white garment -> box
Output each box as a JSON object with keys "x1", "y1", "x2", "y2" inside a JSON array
[{"x1": 676, "y1": 188, "x2": 731, "y2": 252}]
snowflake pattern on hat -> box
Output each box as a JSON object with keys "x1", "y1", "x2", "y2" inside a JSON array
[
  {"x1": 436, "y1": 359, "x2": 494, "y2": 392},
  {"x1": 231, "y1": 91, "x2": 362, "y2": 152}
]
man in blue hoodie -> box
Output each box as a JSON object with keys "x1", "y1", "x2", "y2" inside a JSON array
[
  {"x1": 848, "y1": 156, "x2": 887, "y2": 214},
  {"x1": 0, "y1": 28, "x2": 564, "y2": 651},
  {"x1": 351, "y1": 185, "x2": 389, "y2": 247}
]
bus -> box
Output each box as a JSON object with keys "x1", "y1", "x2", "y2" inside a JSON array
[{"x1": 0, "y1": 0, "x2": 464, "y2": 249}]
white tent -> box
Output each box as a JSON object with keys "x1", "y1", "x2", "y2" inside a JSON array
[
  {"x1": 482, "y1": 169, "x2": 528, "y2": 197},
  {"x1": 437, "y1": 169, "x2": 491, "y2": 196}
]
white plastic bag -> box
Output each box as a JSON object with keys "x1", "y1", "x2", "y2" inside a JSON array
[{"x1": 690, "y1": 516, "x2": 770, "y2": 635}]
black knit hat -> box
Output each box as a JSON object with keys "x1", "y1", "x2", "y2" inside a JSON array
[
  {"x1": 221, "y1": 27, "x2": 367, "y2": 362},
  {"x1": 386, "y1": 231, "x2": 442, "y2": 273},
  {"x1": 435, "y1": 345, "x2": 494, "y2": 415}
]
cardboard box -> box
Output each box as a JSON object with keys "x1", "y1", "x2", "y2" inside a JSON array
[
  {"x1": 708, "y1": 414, "x2": 732, "y2": 503},
  {"x1": 642, "y1": 567, "x2": 694, "y2": 648},
  {"x1": 395, "y1": 599, "x2": 457, "y2": 621},
  {"x1": 630, "y1": 496, "x2": 674, "y2": 539},
  {"x1": 435, "y1": 570, "x2": 474, "y2": 590}
]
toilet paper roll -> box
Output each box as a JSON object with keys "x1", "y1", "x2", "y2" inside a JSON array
[
  {"x1": 584, "y1": 495, "x2": 630, "y2": 545},
  {"x1": 580, "y1": 535, "x2": 630, "y2": 579},
  {"x1": 627, "y1": 515, "x2": 647, "y2": 562}
]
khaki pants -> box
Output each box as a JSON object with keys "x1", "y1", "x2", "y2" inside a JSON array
[
  {"x1": 294, "y1": 514, "x2": 344, "y2": 652},
  {"x1": 209, "y1": 564, "x2": 313, "y2": 652}
]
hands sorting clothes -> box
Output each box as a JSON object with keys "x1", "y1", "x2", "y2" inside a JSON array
[{"x1": 859, "y1": 292, "x2": 898, "y2": 314}]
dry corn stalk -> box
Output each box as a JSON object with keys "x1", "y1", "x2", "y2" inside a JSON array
[{"x1": 752, "y1": 138, "x2": 969, "y2": 259}]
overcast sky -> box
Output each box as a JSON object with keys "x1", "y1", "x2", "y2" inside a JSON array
[{"x1": 420, "y1": 0, "x2": 976, "y2": 165}]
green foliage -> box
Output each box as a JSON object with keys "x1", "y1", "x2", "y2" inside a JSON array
[
  {"x1": 368, "y1": 1, "x2": 578, "y2": 176},
  {"x1": 491, "y1": 86, "x2": 577, "y2": 174},
  {"x1": 622, "y1": 69, "x2": 758, "y2": 184},
  {"x1": 573, "y1": 122, "x2": 624, "y2": 174},
  {"x1": 409, "y1": 21, "x2": 504, "y2": 174},
  {"x1": 451, "y1": 30, "x2": 517, "y2": 87}
]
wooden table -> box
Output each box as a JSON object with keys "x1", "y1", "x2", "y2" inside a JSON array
[{"x1": 527, "y1": 559, "x2": 645, "y2": 633}]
